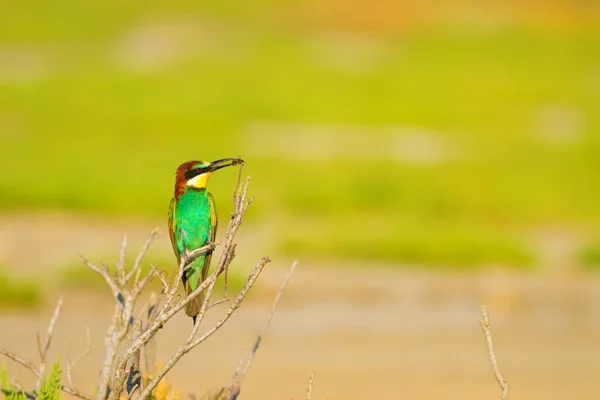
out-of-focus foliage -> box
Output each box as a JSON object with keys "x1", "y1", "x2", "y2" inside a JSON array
[
  {"x1": 0, "y1": 269, "x2": 41, "y2": 308},
  {"x1": 1, "y1": 1, "x2": 598, "y2": 267},
  {"x1": 578, "y1": 242, "x2": 600, "y2": 270}
]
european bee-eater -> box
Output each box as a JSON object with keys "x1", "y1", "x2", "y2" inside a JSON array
[{"x1": 168, "y1": 158, "x2": 243, "y2": 323}]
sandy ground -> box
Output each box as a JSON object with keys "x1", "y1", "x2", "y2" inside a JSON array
[
  {"x1": 2, "y1": 267, "x2": 600, "y2": 399},
  {"x1": 1, "y1": 213, "x2": 600, "y2": 399}
]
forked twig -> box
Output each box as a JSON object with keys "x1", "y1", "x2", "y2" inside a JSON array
[
  {"x1": 106, "y1": 165, "x2": 266, "y2": 400},
  {"x1": 138, "y1": 256, "x2": 271, "y2": 400},
  {"x1": 0, "y1": 349, "x2": 42, "y2": 380},
  {"x1": 243, "y1": 261, "x2": 297, "y2": 381},
  {"x1": 3, "y1": 160, "x2": 272, "y2": 400},
  {"x1": 36, "y1": 297, "x2": 64, "y2": 389},
  {"x1": 479, "y1": 306, "x2": 508, "y2": 400},
  {"x1": 0, "y1": 298, "x2": 91, "y2": 400},
  {"x1": 127, "y1": 228, "x2": 159, "y2": 283},
  {"x1": 216, "y1": 260, "x2": 297, "y2": 400},
  {"x1": 67, "y1": 327, "x2": 91, "y2": 389}
]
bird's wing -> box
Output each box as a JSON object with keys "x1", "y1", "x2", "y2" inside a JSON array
[
  {"x1": 200, "y1": 193, "x2": 218, "y2": 283},
  {"x1": 167, "y1": 197, "x2": 181, "y2": 264}
]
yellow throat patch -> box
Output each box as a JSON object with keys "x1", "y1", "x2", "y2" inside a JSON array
[{"x1": 186, "y1": 172, "x2": 211, "y2": 188}]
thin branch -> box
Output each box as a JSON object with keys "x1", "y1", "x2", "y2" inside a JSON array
[
  {"x1": 139, "y1": 256, "x2": 270, "y2": 400},
  {"x1": 95, "y1": 303, "x2": 122, "y2": 400},
  {"x1": 78, "y1": 255, "x2": 120, "y2": 298},
  {"x1": 61, "y1": 385, "x2": 92, "y2": 400},
  {"x1": 143, "y1": 292, "x2": 159, "y2": 374},
  {"x1": 126, "y1": 228, "x2": 159, "y2": 283},
  {"x1": 0, "y1": 349, "x2": 42, "y2": 380},
  {"x1": 1, "y1": 310, "x2": 92, "y2": 400},
  {"x1": 479, "y1": 306, "x2": 508, "y2": 400},
  {"x1": 125, "y1": 320, "x2": 143, "y2": 400},
  {"x1": 67, "y1": 327, "x2": 91, "y2": 389},
  {"x1": 109, "y1": 245, "x2": 230, "y2": 397},
  {"x1": 207, "y1": 297, "x2": 230, "y2": 310},
  {"x1": 237, "y1": 260, "x2": 298, "y2": 384},
  {"x1": 188, "y1": 257, "x2": 269, "y2": 350},
  {"x1": 149, "y1": 264, "x2": 168, "y2": 293},
  {"x1": 306, "y1": 373, "x2": 315, "y2": 400},
  {"x1": 103, "y1": 164, "x2": 257, "y2": 400},
  {"x1": 117, "y1": 235, "x2": 128, "y2": 282},
  {"x1": 36, "y1": 296, "x2": 64, "y2": 389},
  {"x1": 215, "y1": 259, "x2": 296, "y2": 400}
]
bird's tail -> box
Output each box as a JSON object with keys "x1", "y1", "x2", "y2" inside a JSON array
[
  {"x1": 185, "y1": 280, "x2": 204, "y2": 324},
  {"x1": 184, "y1": 251, "x2": 213, "y2": 326}
]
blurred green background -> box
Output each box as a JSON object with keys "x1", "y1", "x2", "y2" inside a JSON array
[{"x1": 1, "y1": 0, "x2": 599, "y2": 276}]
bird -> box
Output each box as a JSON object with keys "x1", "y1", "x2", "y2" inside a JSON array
[{"x1": 168, "y1": 158, "x2": 243, "y2": 324}]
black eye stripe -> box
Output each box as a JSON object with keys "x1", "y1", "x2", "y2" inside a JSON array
[{"x1": 184, "y1": 168, "x2": 204, "y2": 180}]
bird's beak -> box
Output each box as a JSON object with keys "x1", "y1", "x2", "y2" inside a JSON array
[{"x1": 206, "y1": 157, "x2": 244, "y2": 172}]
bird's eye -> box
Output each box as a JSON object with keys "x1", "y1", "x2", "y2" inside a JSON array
[{"x1": 196, "y1": 168, "x2": 202, "y2": 173}]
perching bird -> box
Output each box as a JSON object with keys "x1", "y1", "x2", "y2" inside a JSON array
[{"x1": 168, "y1": 158, "x2": 243, "y2": 324}]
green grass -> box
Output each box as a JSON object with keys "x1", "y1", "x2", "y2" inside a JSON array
[
  {"x1": 0, "y1": 269, "x2": 42, "y2": 308},
  {"x1": 281, "y1": 216, "x2": 535, "y2": 267},
  {"x1": 578, "y1": 242, "x2": 600, "y2": 270},
  {"x1": 1, "y1": 3, "x2": 599, "y2": 267}
]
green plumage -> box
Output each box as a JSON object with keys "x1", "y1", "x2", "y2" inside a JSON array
[
  {"x1": 168, "y1": 187, "x2": 217, "y2": 319},
  {"x1": 168, "y1": 157, "x2": 241, "y2": 323}
]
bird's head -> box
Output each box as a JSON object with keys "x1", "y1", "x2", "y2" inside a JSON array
[{"x1": 174, "y1": 158, "x2": 244, "y2": 192}]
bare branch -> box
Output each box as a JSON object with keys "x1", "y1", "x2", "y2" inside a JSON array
[
  {"x1": 125, "y1": 320, "x2": 143, "y2": 400},
  {"x1": 101, "y1": 166, "x2": 260, "y2": 400},
  {"x1": 479, "y1": 306, "x2": 508, "y2": 400},
  {"x1": 237, "y1": 260, "x2": 298, "y2": 386},
  {"x1": 95, "y1": 303, "x2": 122, "y2": 400},
  {"x1": 207, "y1": 297, "x2": 230, "y2": 310},
  {"x1": 63, "y1": 329, "x2": 94, "y2": 400},
  {"x1": 117, "y1": 235, "x2": 128, "y2": 282},
  {"x1": 0, "y1": 349, "x2": 42, "y2": 379},
  {"x1": 139, "y1": 256, "x2": 270, "y2": 400},
  {"x1": 108, "y1": 241, "x2": 230, "y2": 397},
  {"x1": 36, "y1": 296, "x2": 64, "y2": 389},
  {"x1": 67, "y1": 327, "x2": 91, "y2": 389},
  {"x1": 79, "y1": 255, "x2": 120, "y2": 298},
  {"x1": 61, "y1": 385, "x2": 93, "y2": 400},
  {"x1": 306, "y1": 372, "x2": 315, "y2": 400},
  {"x1": 126, "y1": 228, "x2": 159, "y2": 283},
  {"x1": 149, "y1": 264, "x2": 168, "y2": 293},
  {"x1": 215, "y1": 259, "x2": 296, "y2": 400},
  {"x1": 188, "y1": 257, "x2": 269, "y2": 350},
  {"x1": 143, "y1": 292, "x2": 159, "y2": 374},
  {"x1": 1, "y1": 307, "x2": 92, "y2": 400}
]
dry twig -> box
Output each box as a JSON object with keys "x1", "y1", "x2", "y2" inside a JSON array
[
  {"x1": 306, "y1": 372, "x2": 315, "y2": 400},
  {"x1": 219, "y1": 260, "x2": 298, "y2": 400},
  {"x1": 102, "y1": 166, "x2": 270, "y2": 400},
  {"x1": 0, "y1": 297, "x2": 92, "y2": 400},
  {"x1": 0, "y1": 349, "x2": 42, "y2": 380},
  {"x1": 86, "y1": 227, "x2": 164, "y2": 400},
  {"x1": 36, "y1": 297, "x2": 64, "y2": 389},
  {"x1": 67, "y1": 327, "x2": 91, "y2": 389},
  {"x1": 479, "y1": 305, "x2": 509, "y2": 400},
  {"x1": 3, "y1": 162, "x2": 279, "y2": 400},
  {"x1": 138, "y1": 256, "x2": 271, "y2": 400}
]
